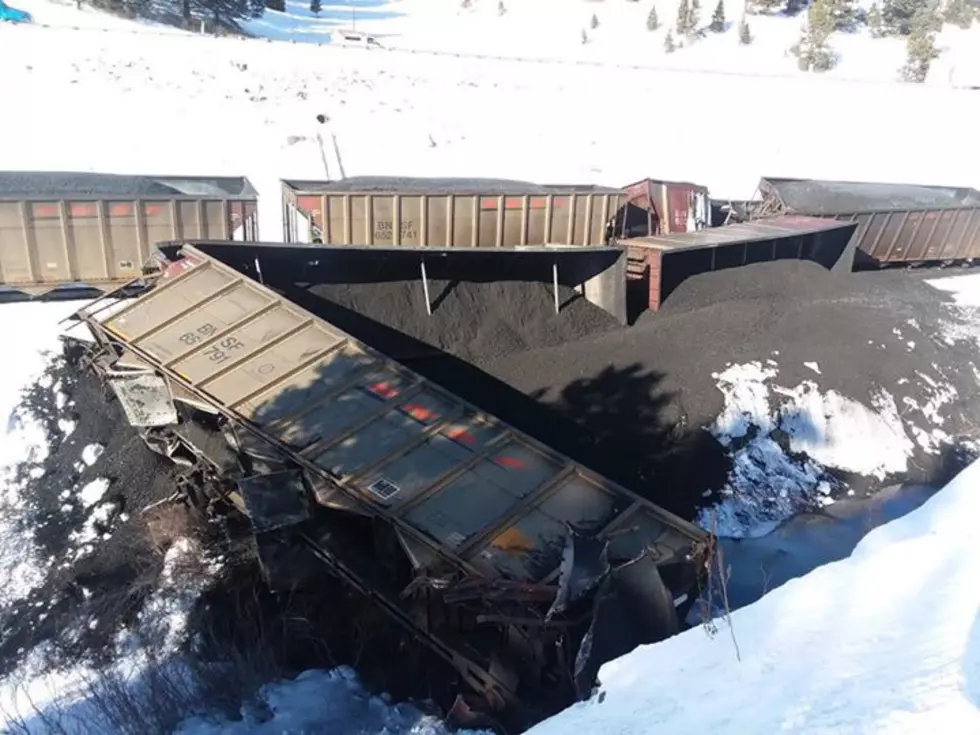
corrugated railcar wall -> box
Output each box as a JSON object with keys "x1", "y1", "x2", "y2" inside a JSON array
[
  {"x1": 620, "y1": 179, "x2": 711, "y2": 237},
  {"x1": 280, "y1": 186, "x2": 626, "y2": 248},
  {"x1": 0, "y1": 197, "x2": 258, "y2": 293},
  {"x1": 827, "y1": 208, "x2": 980, "y2": 266}
]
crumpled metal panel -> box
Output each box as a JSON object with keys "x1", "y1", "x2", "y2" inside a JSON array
[
  {"x1": 573, "y1": 552, "x2": 680, "y2": 699},
  {"x1": 108, "y1": 372, "x2": 178, "y2": 427},
  {"x1": 237, "y1": 469, "x2": 311, "y2": 534},
  {"x1": 546, "y1": 528, "x2": 609, "y2": 621}
]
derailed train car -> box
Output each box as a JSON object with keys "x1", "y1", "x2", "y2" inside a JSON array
[
  {"x1": 281, "y1": 176, "x2": 627, "y2": 248},
  {"x1": 281, "y1": 176, "x2": 711, "y2": 249},
  {"x1": 67, "y1": 244, "x2": 711, "y2": 728},
  {"x1": 0, "y1": 171, "x2": 258, "y2": 295},
  {"x1": 754, "y1": 177, "x2": 980, "y2": 268}
]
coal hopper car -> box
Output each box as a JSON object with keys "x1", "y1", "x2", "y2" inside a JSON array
[
  {"x1": 0, "y1": 171, "x2": 259, "y2": 296},
  {"x1": 754, "y1": 176, "x2": 980, "y2": 268},
  {"x1": 67, "y1": 245, "x2": 711, "y2": 728}
]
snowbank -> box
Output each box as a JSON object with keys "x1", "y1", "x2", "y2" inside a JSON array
[
  {"x1": 704, "y1": 360, "x2": 923, "y2": 537},
  {"x1": 527, "y1": 455, "x2": 980, "y2": 734}
]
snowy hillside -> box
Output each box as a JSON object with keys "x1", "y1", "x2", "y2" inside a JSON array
[{"x1": 16, "y1": 0, "x2": 980, "y2": 84}]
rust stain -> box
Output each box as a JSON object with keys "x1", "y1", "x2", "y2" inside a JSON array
[
  {"x1": 496, "y1": 456, "x2": 525, "y2": 470},
  {"x1": 489, "y1": 526, "x2": 535, "y2": 554}
]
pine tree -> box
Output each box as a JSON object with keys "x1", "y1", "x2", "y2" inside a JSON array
[
  {"x1": 882, "y1": 0, "x2": 925, "y2": 35},
  {"x1": 264, "y1": 0, "x2": 284, "y2": 11},
  {"x1": 664, "y1": 28, "x2": 677, "y2": 51},
  {"x1": 901, "y1": 2, "x2": 940, "y2": 80},
  {"x1": 689, "y1": 0, "x2": 702, "y2": 31},
  {"x1": 309, "y1": 0, "x2": 320, "y2": 14},
  {"x1": 711, "y1": 0, "x2": 725, "y2": 30},
  {"x1": 828, "y1": 0, "x2": 856, "y2": 29},
  {"x1": 201, "y1": 0, "x2": 264, "y2": 24},
  {"x1": 793, "y1": 0, "x2": 836, "y2": 71},
  {"x1": 677, "y1": 0, "x2": 692, "y2": 33},
  {"x1": 738, "y1": 14, "x2": 753, "y2": 42},
  {"x1": 944, "y1": 0, "x2": 973, "y2": 27},
  {"x1": 647, "y1": 4, "x2": 660, "y2": 30},
  {"x1": 867, "y1": 1, "x2": 884, "y2": 36},
  {"x1": 591, "y1": 12, "x2": 599, "y2": 28}
]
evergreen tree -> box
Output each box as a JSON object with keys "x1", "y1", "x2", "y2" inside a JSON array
[
  {"x1": 198, "y1": 0, "x2": 264, "y2": 24},
  {"x1": 901, "y1": 2, "x2": 940, "y2": 80},
  {"x1": 711, "y1": 0, "x2": 725, "y2": 30},
  {"x1": 591, "y1": 12, "x2": 599, "y2": 28},
  {"x1": 738, "y1": 14, "x2": 753, "y2": 41},
  {"x1": 828, "y1": 0, "x2": 857, "y2": 29},
  {"x1": 677, "y1": 0, "x2": 692, "y2": 33},
  {"x1": 944, "y1": 0, "x2": 973, "y2": 26},
  {"x1": 882, "y1": 0, "x2": 925, "y2": 35},
  {"x1": 689, "y1": 0, "x2": 702, "y2": 30},
  {"x1": 310, "y1": 0, "x2": 320, "y2": 14},
  {"x1": 264, "y1": 0, "x2": 284, "y2": 11},
  {"x1": 647, "y1": 4, "x2": 660, "y2": 30},
  {"x1": 664, "y1": 28, "x2": 677, "y2": 51},
  {"x1": 793, "y1": 0, "x2": 836, "y2": 71},
  {"x1": 867, "y1": 1, "x2": 885, "y2": 36}
]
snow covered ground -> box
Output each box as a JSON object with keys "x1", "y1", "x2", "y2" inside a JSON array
[{"x1": 25, "y1": 0, "x2": 978, "y2": 85}]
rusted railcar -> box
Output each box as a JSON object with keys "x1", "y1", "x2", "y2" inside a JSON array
[
  {"x1": 754, "y1": 177, "x2": 980, "y2": 267},
  {"x1": 618, "y1": 177, "x2": 711, "y2": 237},
  {"x1": 67, "y1": 244, "x2": 710, "y2": 728},
  {"x1": 0, "y1": 171, "x2": 258, "y2": 295},
  {"x1": 626, "y1": 216, "x2": 857, "y2": 315},
  {"x1": 281, "y1": 176, "x2": 627, "y2": 248}
]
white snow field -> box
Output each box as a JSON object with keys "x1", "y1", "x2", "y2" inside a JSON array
[
  {"x1": 1, "y1": 0, "x2": 980, "y2": 732},
  {"x1": 17, "y1": 0, "x2": 980, "y2": 84}
]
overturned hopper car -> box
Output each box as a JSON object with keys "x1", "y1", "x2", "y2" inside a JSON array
[
  {"x1": 0, "y1": 171, "x2": 258, "y2": 295},
  {"x1": 67, "y1": 244, "x2": 711, "y2": 728},
  {"x1": 626, "y1": 216, "x2": 858, "y2": 314},
  {"x1": 754, "y1": 177, "x2": 980, "y2": 268},
  {"x1": 281, "y1": 176, "x2": 628, "y2": 248}
]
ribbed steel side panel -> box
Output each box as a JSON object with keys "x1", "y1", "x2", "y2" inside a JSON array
[
  {"x1": 281, "y1": 185, "x2": 625, "y2": 248},
  {"x1": 0, "y1": 197, "x2": 258, "y2": 293}
]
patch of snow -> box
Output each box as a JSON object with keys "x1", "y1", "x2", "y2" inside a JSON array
[
  {"x1": 0, "y1": 302, "x2": 93, "y2": 610},
  {"x1": 778, "y1": 383, "x2": 913, "y2": 479},
  {"x1": 526, "y1": 458, "x2": 980, "y2": 735},
  {"x1": 80, "y1": 443, "x2": 105, "y2": 467},
  {"x1": 78, "y1": 478, "x2": 110, "y2": 509},
  {"x1": 57, "y1": 418, "x2": 76, "y2": 438},
  {"x1": 176, "y1": 667, "x2": 473, "y2": 735},
  {"x1": 704, "y1": 362, "x2": 918, "y2": 537},
  {"x1": 803, "y1": 361, "x2": 821, "y2": 375},
  {"x1": 136, "y1": 537, "x2": 223, "y2": 654}
]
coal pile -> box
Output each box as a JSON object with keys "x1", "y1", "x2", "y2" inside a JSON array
[{"x1": 305, "y1": 278, "x2": 622, "y2": 364}]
